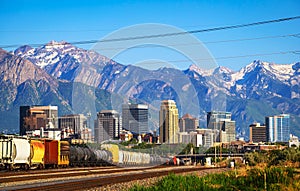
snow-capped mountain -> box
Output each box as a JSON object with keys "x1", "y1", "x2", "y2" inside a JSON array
[
  {"x1": 13, "y1": 41, "x2": 117, "y2": 87},
  {"x1": 1, "y1": 42, "x2": 299, "y2": 138},
  {"x1": 229, "y1": 60, "x2": 299, "y2": 99}
]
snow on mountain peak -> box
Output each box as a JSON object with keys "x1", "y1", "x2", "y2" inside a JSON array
[
  {"x1": 188, "y1": 64, "x2": 214, "y2": 76},
  {"x1": 231, "y1": 60, "x2": 294, "y2": 84},
  {"x1": 13, "y1": 45, "x2": 34, "y2": 56},
  {"x1": 214, "y1": 66, "x2": 233, "y2": 74},
  {"x1": 14, "y1": 41, "x2": 85, "y2": 68},
  {"x1": 43, "y1": 41, "x2": 75, "y2": 53}
]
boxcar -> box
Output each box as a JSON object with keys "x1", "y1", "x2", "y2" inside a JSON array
[
  {"x1": 30, "y1": 139, "x2": 45, "y2": 169},
  {"x1": 0, "y1": 136, "x2": 31, "y2": 169},
  {"x1": 44, "y1": 139, "x2": 59, "y2": 168},
  {"x1": 43, "y1": 140, "x2": 70, "y2": 168}
]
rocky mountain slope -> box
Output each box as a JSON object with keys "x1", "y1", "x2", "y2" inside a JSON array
[{"x1": 0, "y1": 41, "x2": 299, "y2": 138}]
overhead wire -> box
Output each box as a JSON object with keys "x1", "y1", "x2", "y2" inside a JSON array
[
  {"x1": 0, "y1": 15, "x2": 300, "y2": 49},
  {"x1": 91, "y1": 33, "x2": 300, "y2": 51},
  {"x1": 123, "y1": 50, "x2": 300, "y2": 64}
]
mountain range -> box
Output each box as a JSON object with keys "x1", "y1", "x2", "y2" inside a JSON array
[{"x1": 0, "y1": 40, "x2": 299, "y2": 139}]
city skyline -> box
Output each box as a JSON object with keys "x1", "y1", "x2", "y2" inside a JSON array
[{"x1": 16, "y1": 101, "x2": 292, "y2": 145}]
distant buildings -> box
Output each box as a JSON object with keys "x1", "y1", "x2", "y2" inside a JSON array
[
  {"x1": 119, "y1": 130, "x2": 133, "y2": 141},
  {"x1": 159, "y1": 100, "x2": 179, "y2": 144},
  {"x1": 249, "y1": 123, "x2": 266, "y2": 143},
  {"x1": 19, "y1": 105, "x2": 93, "y2": 141},
  {"x1": 207, "y1": 111, "x2": 236, "y2": 143},
  {"x1": 59, "y1": 114, "x2": 87, "y2": 138},
  {"x1": 122, "y1": 103, "x2": 148, "y2": 135},
  {"x1": 178, "y1": 128, "x2": 216, "y2": 148},
  {"x1": 197, "y1": 128, "x2": 215, "y2": 148},
  {"x1": 179, "y1": 113, "x2": 198, "y2": 132},
  {"x1": 289, "y1": 134, "x2": 299, "y2": 147},
  {"x1": 20, "y1": 105, "x2": 58, "y2": 136},
  {"x1": 59, "y1": 114, "x2": 92, "y2": 141},
  {"x1": 248, "y1": 114, "x2": 291, "y2": 144},
  {"x1": 95, "y1": 110, "x2": 121, "y2": 143},
  {"x1": 266, "y1": 114, "x2": 290, "y2": 143},
  {"x1": 80, "y1": 128, "x2": 93, "y2": 142}
]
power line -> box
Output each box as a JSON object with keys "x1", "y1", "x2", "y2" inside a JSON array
[
  {"x1": 89, "y1": 15, "x2": 300, "y2": 43},
  {"x1": 202, "y1": 50, "x2": 300, "y2": 61},
  {"x1": 1, "y1": 15, "x2": 300, "y2": 49},
  {"x1": 92, "y1": 33, "x2": 300, "y2": 51},
  {"x1": 123, "y1": 50, "x2": 300, "y2": 64}
]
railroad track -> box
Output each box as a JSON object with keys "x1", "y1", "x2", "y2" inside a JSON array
[
  {"x1": 0, "y1": 166, "x2": 116, "y2": 178},
  {"x1": 2, "y1": 166, "x2": 228, "y2": 191},
  {"x1": 0, "y1": 165, "x2": 166, "y2": 184}
]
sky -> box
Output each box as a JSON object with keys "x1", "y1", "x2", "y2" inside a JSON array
[{"x1": 0, "y1": 0, "x2": 299, "y2": 71}]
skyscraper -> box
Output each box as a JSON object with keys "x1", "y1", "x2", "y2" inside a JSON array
[
  {"x1": 122, "y1": 103, "x2": 148, "y2": 135},
  {"x1": 207, "y1": 111, "x2": 236, "y2": 143},
  {"x1": 95, "y1": 110, "x2": 121, "y2": 143},
  {"x1": 179, "y1": 113, "x2": 199, "y2": 132},
  {"x1": 159, "y1": 100, "x2": 179, "y2": 144},
  {"x1": 266, "y1": 114, "x2": 290, "y2": 143},
  {"x1": 249, "y1": 123, "x2": 266, "y2": 143},
  {"x1": 207, "y1": 111, "x2": 231, "y2": 129}
]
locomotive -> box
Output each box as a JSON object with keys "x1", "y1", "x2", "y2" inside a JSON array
[{"x1": 0, "y1": 135, "x2": 167, "y2": 170}]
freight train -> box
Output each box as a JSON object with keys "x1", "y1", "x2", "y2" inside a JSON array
[{"x1": 0, "y1": 135, "x2": 167, "y2": 170}]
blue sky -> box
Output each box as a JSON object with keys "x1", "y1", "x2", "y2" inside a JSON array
[{"x1": 0, "y1": 0, "x2": 299, "y2": 70}]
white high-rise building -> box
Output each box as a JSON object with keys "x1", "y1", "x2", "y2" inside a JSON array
[
  {"x1": 159, "y1": 100, "x2": 179, "y2": 144},
  {"x1": 266, "y1": 114, "x2": 290, "y2": 143}
]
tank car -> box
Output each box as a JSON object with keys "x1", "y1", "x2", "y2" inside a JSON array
[
  {"x1": 70, "y1": 145, "x2": 98, "y2": 166},
  {"x1": 93, "y1": 149, "x2": 112, "y2": 165}
]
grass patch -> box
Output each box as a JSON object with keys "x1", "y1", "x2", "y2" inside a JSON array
[{"x1": 129, "y1": 167, "x2": 300, "y2": 191}]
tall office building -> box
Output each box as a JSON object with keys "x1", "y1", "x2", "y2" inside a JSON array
[
  {"x1": 207, "y1": 111, "x2": 231, "y2": 129},
  {"x1": 95, "y1": 110, "x2": 121, "y2": 143},
  {"x1": 122, "y1": 103, "x2": 148, "y2": 135},
  {"x1": 159, "y1": 100, "x2": 179, "y2": 144},
  {"x1": 249, "y1": 123, "x2": 266, "y2": 143},
  {"x1": 266, "y1": 114, "x2": 290, "y2": 143},
  {"x1": 179, "y1": 113, "x2": 199, "y2": 132},
  {"x1": 59, "y1": 114, "x2": 87, "y2": 135},
  {"x1": 20, "y1": 105, "x2": 58, "y2": 136},
  {"x1": 207, "y1": 111, "x2": 236, "y2": 143}
]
